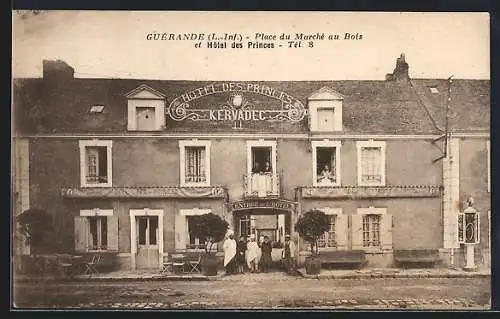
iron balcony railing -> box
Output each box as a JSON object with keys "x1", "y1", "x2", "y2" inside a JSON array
[{"x1": 243, "y1": 173, "x2": 280, "y2": 197}]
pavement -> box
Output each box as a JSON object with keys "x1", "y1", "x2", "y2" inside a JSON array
[{"x1": 13, "y1": 266, "x2": 490, "y2": 282}]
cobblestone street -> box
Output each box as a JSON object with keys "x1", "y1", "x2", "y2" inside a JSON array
[{"x1": 13, "y1": 272, "x2": 491, "y2": 310}]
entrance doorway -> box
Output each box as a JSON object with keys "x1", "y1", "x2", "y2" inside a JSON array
[
  {"x1": 130, "y1": 209, "x2": 164, "y2": 270},
  {"x1": 136, "y1": 216, "x2": 158, "y2": 269}
]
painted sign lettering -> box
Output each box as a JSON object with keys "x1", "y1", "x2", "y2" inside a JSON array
[{"x1": 167, "y1": 83, "x2": 307, "y2": 122}]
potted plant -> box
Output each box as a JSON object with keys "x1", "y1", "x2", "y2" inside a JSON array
[
  {"x1": 294, "y1": 209, "x2": 330, "y2": 275},
  {"x1": 190, "y1": 213, "x2": 229, "y2": 276}
]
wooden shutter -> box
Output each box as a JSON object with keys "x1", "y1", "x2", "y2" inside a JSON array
[
  {"x1": 174, "y1": 214, "x2": 186, "y2": 250},
  {"x1": 74, "y1": 216, "x2": 89, "y2": 252},
  {"x1": 351, "y1": 214, "x2": 363, "y2": 249},
  {"x1": 336, "y1": 214, "x2": 348, "y2": 250},
  {"x1": 380, "y1": 214, "x2": 393, "y2": 250},
  {"x1": 107, "y1": 215, "x2": 119, "y2": 251}
]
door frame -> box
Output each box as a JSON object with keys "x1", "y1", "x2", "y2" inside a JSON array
[{"x1": 130, "y1": 208, "x2": 164, "y2": 270}]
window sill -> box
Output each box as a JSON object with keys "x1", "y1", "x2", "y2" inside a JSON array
[
  {"x1": 181, "y1": 183, "x2": 211, "y2": 188},
  {"x1": 81, "y1": 183, "x2": 112, "y2": 188}
]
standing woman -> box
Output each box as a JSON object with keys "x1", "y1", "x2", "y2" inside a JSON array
[
  {"x1": 223, "y1": 233, "x2": 237, "y2": 275},
  {"x1": 259, "y1": 236, "x2": 273, "y2": 273}
]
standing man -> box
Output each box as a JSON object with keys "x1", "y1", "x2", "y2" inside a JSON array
[
  {"x1": 282, "y1": 234, "x2": 296, "y2": 274},
  {"x1": 236, "y1": 235, "x2": 247, "y2": 273},
  {"x1": 223, "y1": 232, "x2": 237, "y2": 275}
]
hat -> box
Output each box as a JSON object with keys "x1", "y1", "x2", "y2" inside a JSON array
[{"x1": 285, "y1": 234, "x2": 291, "y2": 239}]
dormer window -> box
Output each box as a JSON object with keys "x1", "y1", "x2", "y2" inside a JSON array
[
  {"x1": 307, "y1": 87, "x2": 343, "y2": 132},
  {"x1": 125, "y1": 84, "x2": 166, "y2": 131}
]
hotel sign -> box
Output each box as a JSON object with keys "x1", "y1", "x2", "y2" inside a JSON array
[
  {"x1": 167, "y1": 82, "x2": 307, "y2": 122},
  {"x1": 231, "y1": 198, "x2": 297, "y2": 211}
]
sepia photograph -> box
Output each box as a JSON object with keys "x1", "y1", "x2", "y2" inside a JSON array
[{"x1": 11, "y1": 11, "x2": 491, "y2": 310}]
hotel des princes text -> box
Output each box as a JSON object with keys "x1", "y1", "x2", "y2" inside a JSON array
[{"x1": 12, "y1": 54, "x2": 490, "y2": 272}]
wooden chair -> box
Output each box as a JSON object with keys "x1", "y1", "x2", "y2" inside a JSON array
[
  {"x1": 188, "y1": 254, "x2": 202, "y2": 273},
  {"x1": 84, "y1": 254, "x2": 102, "y2": 277},
  {"x1": 57, "y1": 255, "x2": 75, "y2": 279},
  {"x1": 161, "y1": 255, "x2": 174, "y2": 275},
  {"x1": 171, "y1": 254, "x2": 186, "y2": 274}
]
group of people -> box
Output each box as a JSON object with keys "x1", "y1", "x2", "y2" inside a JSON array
[{"x1": 223, "y1": 232, "x2": 296, "y2": 275}]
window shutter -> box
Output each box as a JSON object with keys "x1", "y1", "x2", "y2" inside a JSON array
[
  {"x1": 74, "y1": 216, "x2": 89, "y2": 252},
  {"x1": 351, "y1": 214, "x2": 363, "y2": 249},
  {"x1": 380, "y1": 213, "x2": 393, "y2": 250},
  {"x1": 476, "y1": 213, "x2": 480, "y2": 244},
  {"x1": 336, "y1": 214, "x2": 348, "y2": 250},
  {"x1": 174, "y1": 214, "x2": 186, "y2": 250},
  {"x1": 107, "y1": 215, "x2": 119, "y2": 251}
]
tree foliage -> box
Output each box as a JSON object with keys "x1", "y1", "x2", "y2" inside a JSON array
[
  {"x1": 294, "y1": 209, "x2": 330, "y2": 255},
  {"x1": 190, "y1": 213, "x2": 229, "y2": 254},
  {"x1": 17, "y1": 208, "x2": 54, "y2": 255}
]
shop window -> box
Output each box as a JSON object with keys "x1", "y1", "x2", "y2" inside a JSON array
[
  {"x1": 179, "y1": 140, "x2": 211, "y2": 187},
  {"x1": 357, "y1": 140, "x2": 386, "y2": 186},
  {"x1": 79, "y1": 140, "x2": 112, "y2": 187},
  {"x1": 74, "y1": 209, "x2": 118, "y2": 252},
  {"x1": 312, "y1": 140, "x2": 341, "y2": 186},
  {"x1": 352, "y1": 207, "x2": 392, "y2": 251}
]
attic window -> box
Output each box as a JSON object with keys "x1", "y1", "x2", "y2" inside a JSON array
[
  {"x1": 430, "y1": 87, "x2": 439, "y2": 94},
  {"x1": 90, "y1": 105, "x2": 105, "y2": 113}
]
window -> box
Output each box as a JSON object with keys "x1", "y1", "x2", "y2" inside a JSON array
[
  {"x1": 126, "y1": 84, "x2": 166, "y2": 131},
  {"x1": 79, "y1": 140, "x2": 112, "y2": 187},
  {"x1": 246, "y1": 140, "x2": 278, "y2": 197},
  {"x1": 179, "y1": 140, "x2": 211, "y2": 186},
  {"x1": 137, "y1": 216, "x2": 158, "y2": 246},
  {"x1": 318, "y1": 215, "x2": 337, "y2": 248},
  {"x1": 362, "y1": 214, "x2": 381, "y2": 247},
  {"x1": 312, "y1": 140, "x2": 341, "y2": 186},
  {"x1": 307, "y1": 87, "x2": 343, "y2": 132},
  {"x1": 187, "y1": 215, "x2": 206, "y2": 249},
  {"x1": 89, "y1": 216, "x2": 108, "y2": 250},
  {"x1": 74, "y1": 209, "x2": 118, "y2": 252},
  {"x1": 430, "y1": 87, "x2": 439, "y2": 94},
  {"x1": 357, "y1": 141, "x2": 386, "y2": 186},
  {"x1": 175, "y1": 209, "x2": 212, "y2": 251},
  {"x1": 353, "y1": 207, "x2": 392, "y2": 251}
]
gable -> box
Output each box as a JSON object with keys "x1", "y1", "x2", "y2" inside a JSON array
[
  {"x1": 125, "y1": 84, "x2": 165, "y2": 99},
  {"x1": 308, "y1": 86, "x2": 344, "y2": 100}
]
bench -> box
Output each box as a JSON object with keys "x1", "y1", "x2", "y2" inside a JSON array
[
  {"x1": 393, "y1": 249, "x2": 440, "y2": 268},
  {"x1": 319, "y1": 250, "x2": 366, "y2": 269}
]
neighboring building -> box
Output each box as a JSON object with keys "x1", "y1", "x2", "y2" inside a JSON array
[{"x1": 12, "y1": 55, "x2": 490, "y2": 270}]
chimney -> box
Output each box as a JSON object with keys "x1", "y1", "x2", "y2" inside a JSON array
[
  {"x1": 42, "y1": 60, "x2": 74, "y2": 80},
  {"x1": 386, "y1": 53, "x2": 409, "y2": 82}
]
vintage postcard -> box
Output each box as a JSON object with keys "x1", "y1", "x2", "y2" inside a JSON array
[{"x1": 11, "y1": 11, "x2": 491, "y2": 310}]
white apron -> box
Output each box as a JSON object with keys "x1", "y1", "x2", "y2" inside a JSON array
[{"x1": 223, "y1": 239, "x2": 236, "y2": 267}]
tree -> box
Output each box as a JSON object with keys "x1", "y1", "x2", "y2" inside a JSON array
[
  {"x1": 294, "y1": 209, "x2": 330, "y2": 255},
  {"x1": 190, "y1": 213, "x2": 229, "y2": 254},
  {"x1": 17, "y1": 208, "x2": 54, "y2": 256}
]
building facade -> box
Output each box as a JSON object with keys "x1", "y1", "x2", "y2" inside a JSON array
[{"x1": 12, "y1": 55, "x2": 490, "y2": 271}]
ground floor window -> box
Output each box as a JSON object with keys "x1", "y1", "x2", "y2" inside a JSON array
[
  {"x1": 318, "y1": 215, "x2": 337, "y2": 248},
  {"x1": 187, "y1": 215, "x2": 206, "y2": 249},
  {"x1": 362, "y1": 214, "x2": 381, "y2": 247},
  {"x1": 89, "y1": 216, "x2": 108, "y2": 250}
]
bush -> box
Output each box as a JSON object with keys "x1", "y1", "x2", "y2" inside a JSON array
[
  {"x1": 294, "y1": 209, "x2": 330, "y2": 255},
  {"x1": 189, "y1": 213, "x2": 229, "y2": 254}
]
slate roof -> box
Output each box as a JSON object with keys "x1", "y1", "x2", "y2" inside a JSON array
[{"x1": 12, "y1": 70, "x2": 490, "y2": 135}]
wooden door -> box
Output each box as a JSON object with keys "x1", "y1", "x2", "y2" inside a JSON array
[{"x1": 135, "y1": 216, "x2": 159, "y2": 269}]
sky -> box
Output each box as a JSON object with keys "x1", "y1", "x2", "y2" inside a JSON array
[{"x1": 12, "y1": 11, "x2": 490, "y2": 80}]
